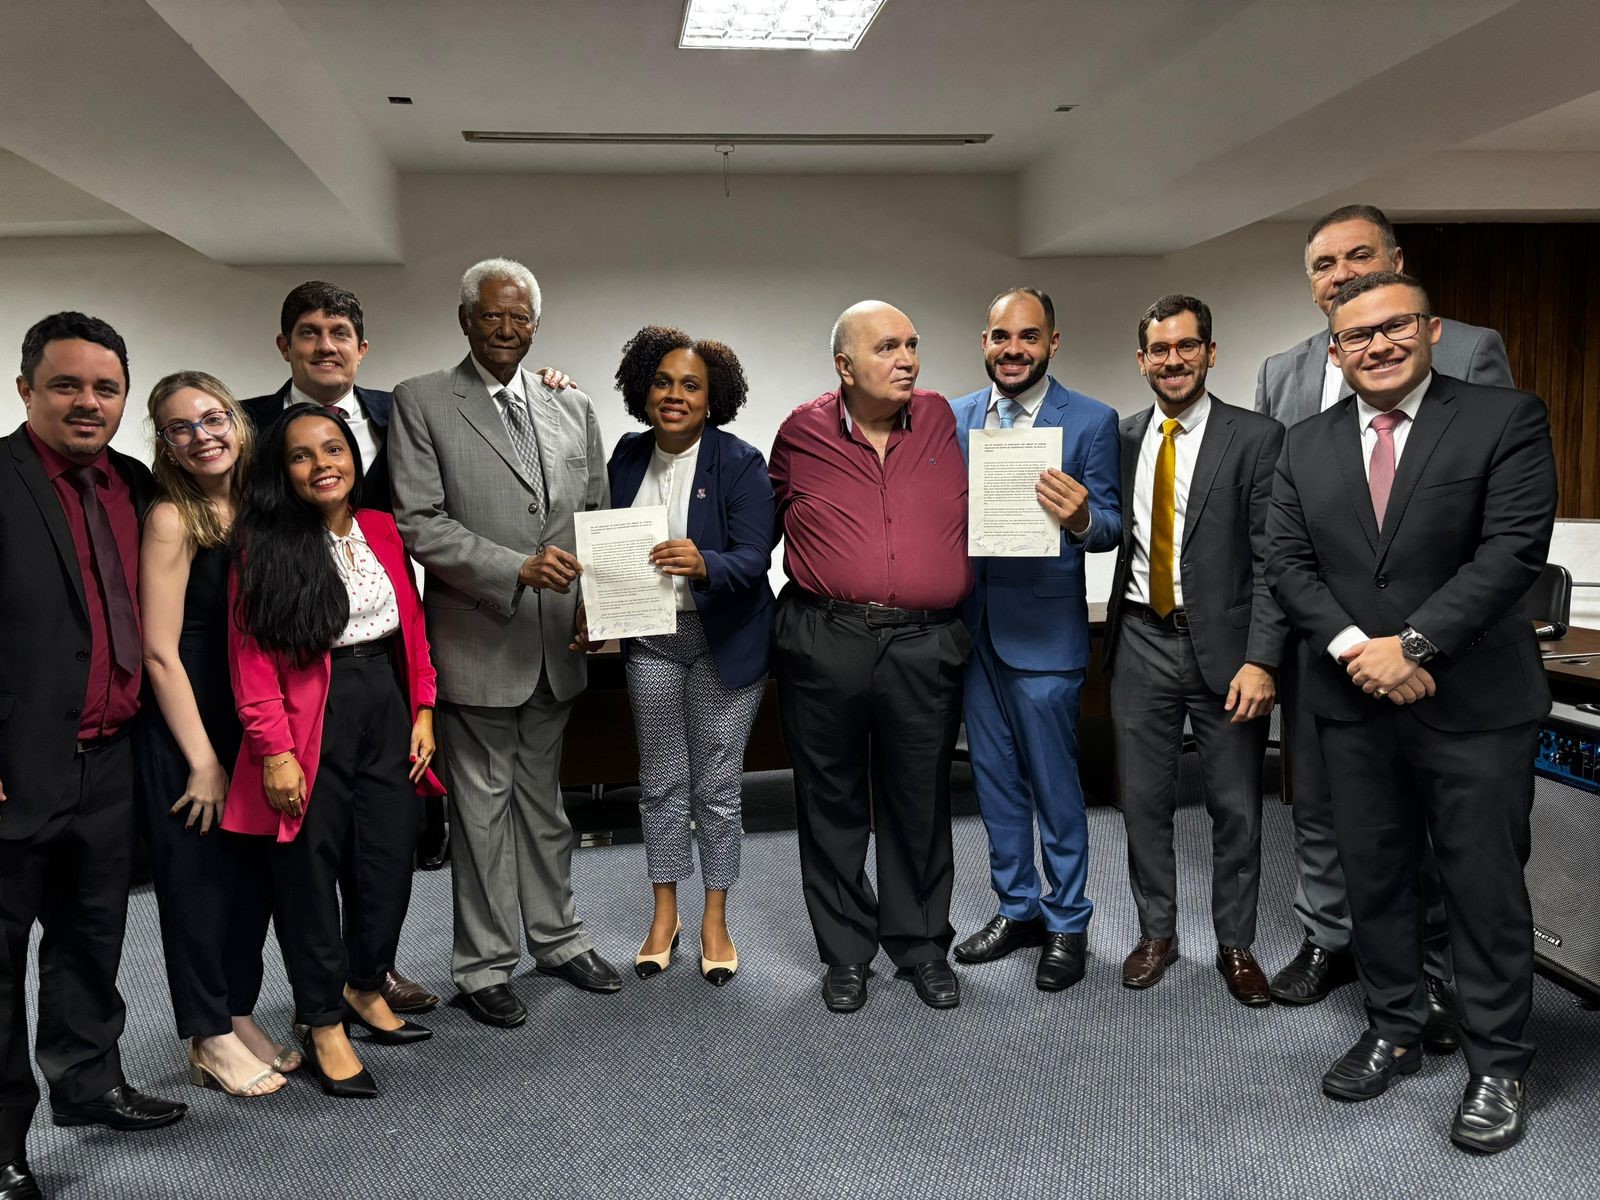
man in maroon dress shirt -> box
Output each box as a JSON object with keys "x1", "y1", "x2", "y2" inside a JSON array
[
  {"x1": 770, "y1": 300, "x2": 973, "y2": 1014},
  {"x1": 1, "y1": 313, "x2": 186, "y2": 1200}
]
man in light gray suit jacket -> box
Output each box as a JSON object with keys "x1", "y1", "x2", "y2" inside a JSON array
[
  {"x1": 1254, "y1": 205, "x2": 1511, "y2": 1041},
  {"x1": 1105, "y1": 295, "x2": 1287, "y2": 1007},
  {"x1": 389, "y1": 257, "x2": 620, "y2": 1028}
]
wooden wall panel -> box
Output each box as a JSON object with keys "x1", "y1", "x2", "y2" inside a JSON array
[{"x1": 1396, "y1": 223, "x2": 1600, "y2": 518}]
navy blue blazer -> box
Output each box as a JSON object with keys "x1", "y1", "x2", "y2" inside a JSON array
[
  {"x1": 607, "y1": 424, "x2": 775, "y2": 690},
  {"x1": 950, "y1": 377, "x2": 1122, "y2": 672},
  {"x1": 243, "y1": 381, "x2": 395, "y2": 511}
]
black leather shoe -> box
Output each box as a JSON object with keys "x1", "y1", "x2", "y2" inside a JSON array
[
  {"x1": 953, "y1": 914, "x2": 1047, "y2": 964},
  {"x1": 294, "y1": 1025, "x2": 378, "y2": 1099},
  {"x1": 50, "y1": 1084, "x2": 187, "y2": 1131},
  {"x1": 1321, "y1": 1029, "x2": 1422, "y2": 1101},
  {"x1": 1036, "y1": 932, "x2": 1088, "y2": 992},
  {"x1": 0, "y1": 1159, "x2": 40, "y2": 1200},
  {"x1": 1270, "y1": 939, "x2": 1356, "y2": 1005},
  {"x1": 537, "y1": 949, "x2": 623, "y2": 994},
  {"x1": 451, "y1": 983, "x2": 527, "y2": 1028},
  {"x1": 1451, "y1": 1075, "x2": 1526, "y2": 1154},
  {"x1": 898, "y1": 959, "x2": 960, "y2": 1009},
  {"x1": 343, "y1": 1001, "x2": 433, "y2": 1045},
  {"x1": 822, "y1": 964, "x2": 869, "y2": 1013},
  {"x1": 1423, "y1": 974, "x2": 1462, "y2": 1054}
]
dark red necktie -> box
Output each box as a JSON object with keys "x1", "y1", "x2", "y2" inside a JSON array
[{"x1": 66, "y1": 465, "x2": 141, "y2": 674}]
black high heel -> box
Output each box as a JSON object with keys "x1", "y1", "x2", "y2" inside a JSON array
[
  {"x1": 294, "y1": 1023, "x2": 379, "y2": 1099},
  {"x1": 342, "y1": 1002, "x2": 433, "y2": 1045}
]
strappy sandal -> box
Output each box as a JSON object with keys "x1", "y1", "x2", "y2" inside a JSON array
[{"x1": 187, "y1": 1046, "x2": 285, "y2": 1098}]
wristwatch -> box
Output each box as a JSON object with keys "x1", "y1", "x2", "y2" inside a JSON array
[{"x1": 1398, "y1": 625, "x2": 1438, "y2": 664}]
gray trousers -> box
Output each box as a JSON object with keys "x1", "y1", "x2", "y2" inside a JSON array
[
  {"x1": 1282, "y1": 640, "x2": 1452, "y2": 978},
  {"x1": 1109, "y1": 613, "x2": 1266, "y2": 948},
  {"x1": 437, "y1": 677, "x2": 592, "y2": 993},
  {"x1": 625, "y1": 611, "x2": 764, "y2": 892}
]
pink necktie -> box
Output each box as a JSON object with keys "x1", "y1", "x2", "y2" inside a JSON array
[{"x1": 1368, "y1": 411, "x2": 1406, "y2": 531}]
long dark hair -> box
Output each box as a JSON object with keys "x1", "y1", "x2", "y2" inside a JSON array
[{"x1": 232, "y1": 403, "x2": 365, "y2": 664}]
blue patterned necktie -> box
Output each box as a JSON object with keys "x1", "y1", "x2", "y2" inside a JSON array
[
  {"x1": 497, "y1": 387, "x2": 546, "y2": 520},
  {"x1": 998, "y1": 397, "x2": 1023, "y2": 429}
]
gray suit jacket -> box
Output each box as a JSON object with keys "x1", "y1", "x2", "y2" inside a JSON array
[
  {"x1": 1254, "y1": 317, "x2": 1511, "y2": 428},
  {"x1": 389, "y1": 355, "x2": 607, "y2": 707},
  {"x1": 1103, "y1": 397, "x2": 1288, "y2": 696}
]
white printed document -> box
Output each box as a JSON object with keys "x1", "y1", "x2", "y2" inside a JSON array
[
  {"x1": 967, "y1": 426, "x2": 1063, "y2": 557},
  {"x1": 574, "y1": 507, "x2": 677, "y2": 640}
]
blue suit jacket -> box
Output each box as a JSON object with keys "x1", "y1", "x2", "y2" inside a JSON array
[
  {"x1": 950, "y1": 378, "x2": 1122, "y2": 671},
  {"x1": 607, "y1": 424, "x2": 776, "y2": 690}
]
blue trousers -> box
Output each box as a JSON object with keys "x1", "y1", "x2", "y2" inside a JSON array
[{"x1": 964, "y1": 621, "x2": 1090, "y2": 933}]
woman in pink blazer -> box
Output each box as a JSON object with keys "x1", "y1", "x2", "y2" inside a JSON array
[{"x1": 225, "y1": 403, "x2": 443, "y2": 1099}]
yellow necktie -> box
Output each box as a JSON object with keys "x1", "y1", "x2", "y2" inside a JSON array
[{"x1": 1149, "y1": 418, "x2": 1180, "y2": 616}]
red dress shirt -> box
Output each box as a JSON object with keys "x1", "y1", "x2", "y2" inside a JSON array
[
  {"x1": 770, "y1": 389, "x2": 970, "y2": 611},
  {"x1": 26, "y1": 427, "x2": 142, "y2": 738}
]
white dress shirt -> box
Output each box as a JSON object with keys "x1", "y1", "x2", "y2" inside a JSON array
[
  {"x1": 1320, "y1": 357, "x2": 1351, "y2": 413},
  {"x1": 1125, "y1": 393, "x2": 1212, "y2": 609},
  {"x1": 471, "y1": 356, "x2": 529, "y2": 418},
  {"x1": 328, "y1": 523, "x2": 401, "y2": 647},
  {"x1": 981, "y1": 373, "x2": 1091, "y2": 542},
  {"x1": 632, "y1": 436, "x2": 702, "y2": 611},
  {"x1": 1324, "y1": 372, "x2": 1432, "y2": 661},
  {"x1": 292, "y1": 384, "x2": 380, "y2": 479}
]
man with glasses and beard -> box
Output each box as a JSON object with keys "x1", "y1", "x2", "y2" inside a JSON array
[
  {"x1": 1102, "y1": 295, "x2": 1287, "y2": 1006},
  {"x1": 947, "y1": 287, "x2": 1121, "y2": 993}
]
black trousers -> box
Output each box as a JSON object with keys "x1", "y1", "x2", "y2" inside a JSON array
[
  {"x1": 0, "y1": 737, "x2": 133, "y2": 1161},
  {"x1": 274, "y1": 652, "x2": 417, "y2": 1027},
  {"x1": 1320, "y1": 708, "x2": 1538, "y2": 1079},
  {"x1": 139, "y1": 789, "x2": 277, "y2": 1040},
  {"x1": 773, "y1": 590, "x2": 970, "y2": 969}
]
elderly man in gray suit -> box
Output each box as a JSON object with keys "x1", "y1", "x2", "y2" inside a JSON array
[
  {"x1": 389, "y1": 257, "x2": 620, "y2": 1028},
  {"x1": 1106, "y1": 295, "x2": 1287, "y2": 1007},
  {"x1": 1255, "y1": 205, "x2": 1511, "y2": 1038}
]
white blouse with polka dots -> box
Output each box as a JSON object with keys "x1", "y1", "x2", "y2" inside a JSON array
[{"x1": 329, "y1": 523, "x2": 401, "y2": 648}]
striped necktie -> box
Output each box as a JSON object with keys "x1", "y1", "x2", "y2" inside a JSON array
[{"x1": 497, "y1": 387, "x2": 546, "y2": 520}]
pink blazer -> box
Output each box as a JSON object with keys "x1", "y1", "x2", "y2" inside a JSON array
[{"x1": 223, "y1": 508, "x2": 444, "y2": 843}]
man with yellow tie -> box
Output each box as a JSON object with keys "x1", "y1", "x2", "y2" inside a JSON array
[{"x1": 1102, "y1": 295, "x2": 1288, "y2": 1005}]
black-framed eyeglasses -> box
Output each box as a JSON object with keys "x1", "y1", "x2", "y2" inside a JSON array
[
  {"x1": 158, "y1": 409, "x2": 234, "y2": 447},
  {"x1": 1332, "y1": 312, "x2": 1430, "y2": 353},
  {"x1": 1143, "y1": 338, "x2": 1207, "y2": 364}
]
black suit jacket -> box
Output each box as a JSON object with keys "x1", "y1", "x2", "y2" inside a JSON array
[
  {"x1": 1265, "y1": 372, "x2": 1556, "y2": 732},
  {"x1": 1104, "y1": 396, "x2": 1288, "y2": 695},
  {"x1": 0, "y1": 424, "x2": 155, "y2": 841},
  {"x1": 242, "y1": 381, "x2": 394, "y2": 511}
]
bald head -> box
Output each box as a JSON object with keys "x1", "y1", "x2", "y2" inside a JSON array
[{"x1": 830, "y1": 300, "x2": 919, "y2": 416}]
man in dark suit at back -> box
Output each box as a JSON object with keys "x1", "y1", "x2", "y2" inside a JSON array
[
  {"x1": 1104, "y1": 295, "x2": 1287, "y2": 1007},
  {"x1": 1254, "y1": 205, "x2": 1512, "y2": 1036},
  {"x1": 1266, "y1": 271, "x2": 1556, "y2": 1153},
  {"x1": 2, "y1": 313, "x2": 187, "y2": 1200}
]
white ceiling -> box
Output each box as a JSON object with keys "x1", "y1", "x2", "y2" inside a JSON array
[{"x1": 1, "y1": 0, "x2": 1596, "y2": 262}]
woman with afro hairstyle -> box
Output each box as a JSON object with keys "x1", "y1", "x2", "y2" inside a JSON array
[{"x1": 583, "y1": 325, "x2": 775, "y2": 986}]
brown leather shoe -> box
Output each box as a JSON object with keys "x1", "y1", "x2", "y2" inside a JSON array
[
  {"x1": 1121, "y1": 936, "x2": 1179, "y2": 988},
  {"x1": 380, "y1": 968, "x2": 439, "y2": 1014},
  {"x1": 1216, "y1": 946, "x2": 1271, "y2": 1007}
]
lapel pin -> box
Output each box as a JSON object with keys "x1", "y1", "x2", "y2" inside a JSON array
[{"x1": 696, "y1": 487, "x2": 707, "y2": 499}]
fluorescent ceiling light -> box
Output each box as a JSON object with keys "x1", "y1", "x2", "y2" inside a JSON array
[
  {"x1": 463, "y1": 130, "x2": 989, "y2": 147},
  {"x1": 680, "y1": 0, "x2": 886, "y2": 51}
]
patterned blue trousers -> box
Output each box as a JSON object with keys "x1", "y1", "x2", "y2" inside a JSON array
[{"x1": 625, "y1": 611, "x2": 764, "y2": 890}]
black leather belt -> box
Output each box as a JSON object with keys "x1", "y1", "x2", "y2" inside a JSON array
[
  {"x1": 1123, "y1": 600, "x2": 1189, "y2": 632},
  {"x1": 795, "y1": 589, "x2": 958, "y2": 627},
  {"x1": 331, "y1": 638, "x2": 393, "y2": 660},
  {"x1": 75, "y1": 724, "x2": 130, "y2": 754}
]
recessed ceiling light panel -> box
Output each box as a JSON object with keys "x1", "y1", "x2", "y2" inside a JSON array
[{"x1": 680, "y1": 0, "x2": 886, "y2": 51}]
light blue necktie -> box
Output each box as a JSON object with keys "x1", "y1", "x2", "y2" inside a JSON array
[{"x1": 997, "y1": 398, "x2": 1022, "y2": 429}]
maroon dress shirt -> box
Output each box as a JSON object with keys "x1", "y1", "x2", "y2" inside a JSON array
[
  {"x1": 770, "y1": 389, "x2": 970, "y2": 611},
  {"x1": 26, "y1": 427, "x2": 143, "y2": 738}
]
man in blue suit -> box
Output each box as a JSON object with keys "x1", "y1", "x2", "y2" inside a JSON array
[{"x1": 949, "y1": 287, "x2": 1122, "y2": 991}]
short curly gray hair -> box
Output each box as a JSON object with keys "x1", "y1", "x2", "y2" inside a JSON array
[{"x1": 459, "y1": 257, "x2": 542, "y2": 325}]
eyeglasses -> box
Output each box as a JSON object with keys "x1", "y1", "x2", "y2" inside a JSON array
[
  {"x1": 1331, "y1": 312, "x2": 1430, "y2": 353},
  {"x1": 1143, "y1": 339, "x2": 1207, "y2": 364},
  {"x1": 158, "y1": 409, "x2": 234, "y2": 447}
]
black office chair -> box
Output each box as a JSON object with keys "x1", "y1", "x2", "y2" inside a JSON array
[{"x1": 1523, "y1": 562, "x2": 1573, "y2": 639}]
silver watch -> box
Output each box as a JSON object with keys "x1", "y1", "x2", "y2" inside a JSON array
[{"x1": 1398, "y1": 626, "x2": 1437, "y2": 664}]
